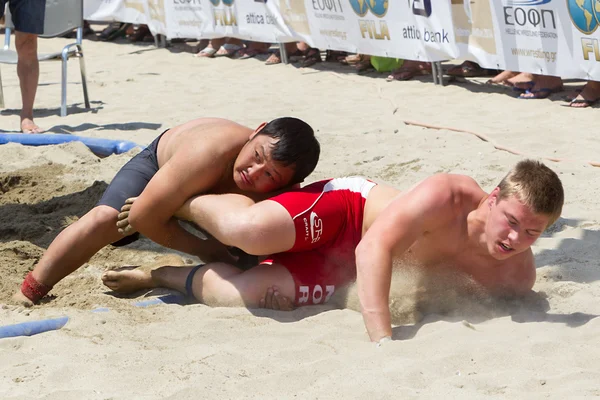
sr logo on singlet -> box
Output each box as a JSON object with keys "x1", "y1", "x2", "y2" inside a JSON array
[{"x1": 309, "y1": 211, "x2": 323, "y2": 243}]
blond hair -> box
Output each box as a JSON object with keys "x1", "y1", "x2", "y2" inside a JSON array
[{"x1": 497, "y1": 159, "x2": 564, "y2": 227}]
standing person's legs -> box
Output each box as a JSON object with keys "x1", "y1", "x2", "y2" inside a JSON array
[{"x1": 15, "y1": 31, "x2": 42, "y2": 133}]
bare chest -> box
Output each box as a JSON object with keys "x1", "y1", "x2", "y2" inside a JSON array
[{"x1": 404, "y1": 230, "x2": 513, "y2": 290}]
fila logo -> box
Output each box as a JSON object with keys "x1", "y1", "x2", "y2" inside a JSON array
[{"x1": 310, "y1": 211, "x2": 323, "y2": 243}]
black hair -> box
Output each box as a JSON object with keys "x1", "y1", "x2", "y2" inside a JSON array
[{"x1": 256, "y1": 117, "x2": 320, "y2": 184}]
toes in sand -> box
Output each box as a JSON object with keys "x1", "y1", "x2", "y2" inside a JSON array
[{"x1": 11, "y1": 291, "x2": 34, "y2": 307}]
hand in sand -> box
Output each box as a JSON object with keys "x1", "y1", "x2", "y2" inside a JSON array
[
  {"x1": 21, "y1": 118, "x2": 44, "y2": 134},
  {"x1": 259, "y1": 286, "x2": 294, "y2": 311},
  {"x1": 116, "y1": 197, "x2": 138, "y2": 236}
]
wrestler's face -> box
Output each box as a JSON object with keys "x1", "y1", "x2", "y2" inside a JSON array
[
  {"x1": 485, "y1": 189, "x2": 549, "y2": 260},
  {"x1": 233, "y1": 129, "x2": 295, "y2": 193}
]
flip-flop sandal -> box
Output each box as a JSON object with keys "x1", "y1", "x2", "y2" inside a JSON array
[
  {"x1": 485, "y1": 79, "x2": 513, "y2": 88},
  {"x1": 340, "y1": 54, "x2": 363, "y2": 66},
  {"x1": 99, "y1": 23, "x2": 131, "y2": 41},
  {"x1": 214, "y1": 43, "x2": 243, "y2": 57},
  {"x1": 325, "y1": 50, "x2": 347, "y2": 62},
  {"x1": 355, "y1": 59, "x2": 374, "y2": 74},
  {"x1": 447, "y1": 61, "x2": 486, "y2": 77},
  {"x1": 129, "y1": 25, "x2": 151, "y2": 43},
  {"x1": 510, "y1": 81, "x2": 535, "y2": 93},
  {"x1": 563, "y1": 97, "x2": 600, "y2": 108},
  {"x1": 386, "y1": 66, "x2": 431, "y2": 81},
  {"x1": 300, "y1": 49, "x2": 322, "y2": 68},
  {"x1": 194, "y1": 47, "x2": 217, "y2": 58},
  {"x1": 238, "y1": 48, "x2": 261, "y2": 59},
  {"x1": 265, "y1": 51, "x2": 282, "y2": 65},
  {"x1": 518, "y1": 87, "x2": 563, "y2": 99},
  {"x1": 563, "y1": 88, "x2": 584, "y2": 102}
]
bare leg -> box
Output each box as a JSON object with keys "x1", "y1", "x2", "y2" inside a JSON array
[
  {"x1": 519, "y1": 75, "x2": 563, "y2": 99},
  {"x1": 175, "y1": 194, "x2": 295, "y2": 255},
  {"x1": 12, "y1": 206, "x2": 123, "y2": 306},
  {"x1": 15, "y1": 32, "x2": 42, "y2": 133},
  {"x1": 506, "y1": 72, "x2": 535, "y2": 90},
  {"x1": 103, "y1": 262, "x2": 296, "y2": 308},
  {"x1": 486, "y1": 70, "x2": 519, "y2": 86}
]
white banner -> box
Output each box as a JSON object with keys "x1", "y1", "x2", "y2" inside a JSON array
[{"x1": 84, "y1": 0, "x2": 600, "y2": 80}]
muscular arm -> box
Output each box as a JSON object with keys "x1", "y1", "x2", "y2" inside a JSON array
[
  {"x1": 494, "y1": 250, "x2": 536, "y2": 298},
  {"x1": 127, "y1": 146, "x2": 228, "y2": 258},
  {"x1": 355, "y1": 175, "x2": 458, "y2": 342}
]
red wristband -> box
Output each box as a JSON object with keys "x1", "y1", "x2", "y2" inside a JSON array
[{"x1": 20, "y1": 272, "x2": 53, "y2": 303}]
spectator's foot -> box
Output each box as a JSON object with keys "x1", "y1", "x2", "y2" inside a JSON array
[
  {"x1": 486, "y1": 70, "x2": 519, "y2": 86},
  {"x1": 129, "y1": 25, "x2": 151, "y2": 42},
  {"x1": 98, "y1": 22, "x2": 130, "y2": 41},
  {"x1": 21, "y1": 118, "x2": 43, "y2": 134},
  {"x1": 447, "y1": 61, "x2": 492, "y2": 77},
  {"x1": 236, "y1": 47, "x2": 263, "y2": 59},
  {"x1": 355, "y1": 58, "x2": 374, "y2": 74},
  {"x1": 194, "y1": 46, "x2": 217, "y2": 58},
  {"x1": 214, "y1": 43, "x2": 242, "y2": 58},
  {"x1": 61, "y1": 23, "x2": 95, "y2": 39},
  {"x1": 566, "y1": 81, "x2": 600, "y2": 108},
  {"x1": 265, "y1": 50, "x2": 283, "y2": 65},
  {"x1": 325, "y1": 50, "x2": 347, "y2": 62},
  {"x1": 300, "y1": 48, "x2": 322, "y2": 68},
  {"x1": 506, "y1": 72, "x2": 536, "y2": 91},
  {"x1": 386, "y1": 62, "x2": 431, "y2": 81},
  {"x1": 339, "y1": 54, "x2": 363, "y2": 65},
  {"x1": 518, "y1": 76, "x2": 563, "y2": 99}
]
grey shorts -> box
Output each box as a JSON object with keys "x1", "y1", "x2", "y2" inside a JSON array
[
  {"x1": 96, "y1": 131, "x2": 167, "y2": 211},
  {"x1": 1, "y1": 0, "x2": 46, "y2": 35}
]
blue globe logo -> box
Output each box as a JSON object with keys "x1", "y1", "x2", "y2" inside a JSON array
[
  {"x1": 567, "y1": 0, "x2": 600, "y2": 34},
  {"x1": 350, "y1": 0, "x2": 369, "y2": 16},
  {"x1": 349, "y1": 0, "x2": 389, "y2": 18},
  {"x1": 210, "y1": 0, "x2": 220, "y2": 6},
  {"x1": 222, "y1": 0, "x2": 234, "y2": 5}
]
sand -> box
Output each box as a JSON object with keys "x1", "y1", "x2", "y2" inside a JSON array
[{"x1": 1, "y1": 32, "x2": 599, "y2": 399}]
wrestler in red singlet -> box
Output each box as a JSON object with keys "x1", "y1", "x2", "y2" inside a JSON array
[{"x1": 261, "y1": 177, "x2": 376, "y2": 306}]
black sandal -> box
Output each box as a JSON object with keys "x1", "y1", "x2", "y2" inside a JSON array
[{"x1": 300, "y1": 48, "x2": 322, "y2": 68}]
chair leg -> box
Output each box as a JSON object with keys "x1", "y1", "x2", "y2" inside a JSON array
[
  {"x1": 0, "y1": 66, "x2": 4, "y2": 109},
  {"x1": 77, "y1": 46, "x2": 90, "y2": 109},
  {"x1": 61, "y1": 53, "x2": 68, "y2": 117}
]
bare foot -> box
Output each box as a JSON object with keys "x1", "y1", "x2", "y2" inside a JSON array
[
  {"x1": 21, "y1": 118, "x2": 44, "y2": 134},
  {"x1": 11, "y1": 290, "x2": 34, "y2": 307},
  {"x1": 518, "y1": 75, "x2": 563, "y2": 99},
  {"x1": 486, "y1": 70, "x2": 519, "y2": 86},
  {"x1": 102, "y1": 268, "x2": 156, "y2": 293}
]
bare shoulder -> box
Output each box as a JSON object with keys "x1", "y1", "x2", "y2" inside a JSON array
[
  {"x1": 166, "y1": 118, "x2": 250, "y2": 159},
  {"x1": 416, "y1": 174, "x2": 484, "y2": 209}
]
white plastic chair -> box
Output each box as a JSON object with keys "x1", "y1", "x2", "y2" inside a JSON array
[{"x1": 0, "y1": 0, "x2": 90, "y2": 116}]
